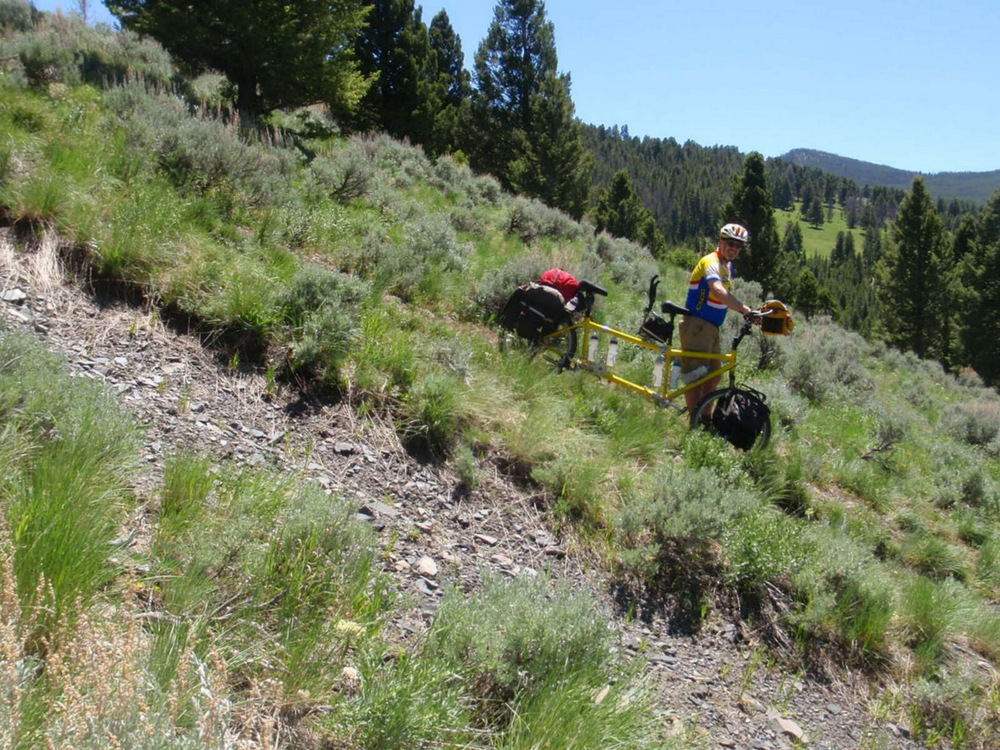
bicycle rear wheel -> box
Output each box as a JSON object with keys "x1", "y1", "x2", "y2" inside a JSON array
[
  {"x1": 690, "y1": 387, "x2": 771, "y2": 450},
  {"x1": 537, "y1": 326, "x2": 578, "y2": 370}
]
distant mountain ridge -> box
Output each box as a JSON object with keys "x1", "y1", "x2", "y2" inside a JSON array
[{"x1": 779, "y1": 148, "x2": 1000, "y2": 204}]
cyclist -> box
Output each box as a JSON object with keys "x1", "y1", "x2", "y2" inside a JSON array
[{"x1": 680, "y1": 223, "x2": 755, "y2": 420}]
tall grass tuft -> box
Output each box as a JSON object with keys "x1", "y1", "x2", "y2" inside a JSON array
[
  {"x1": 344, "y1": 649, "x2": 472, "y2": 750},
  {"x1": 0, "y1": 334, "x2": 138, "y2": 644},
  {"x1": 416, "y1": 575, "x2": 663, "y2": 747},
  {"x1": 898, "y1": 576, "x2": 960, "y2": 672}
]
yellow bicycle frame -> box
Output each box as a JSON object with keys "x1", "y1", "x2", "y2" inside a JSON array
[{"x1": 538, "y1": 316, "x2": 737, "y2": 407}]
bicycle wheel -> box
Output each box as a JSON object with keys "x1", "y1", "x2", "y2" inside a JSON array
[
  {"x1": 690, "y1": 387, "x2": 771, "y2": 450},
  {"x1": 536, "y1": 326, "x2": 578, "y2": 370}
]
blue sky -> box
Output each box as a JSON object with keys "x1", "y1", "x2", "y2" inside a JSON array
[{"x1": 32, "y1": 0, "x2": 1000, "y2": 174}]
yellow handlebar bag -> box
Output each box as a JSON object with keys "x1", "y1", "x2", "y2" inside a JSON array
[{"x1": 760, "y1": 300, "x2": 794, "y2": 336}]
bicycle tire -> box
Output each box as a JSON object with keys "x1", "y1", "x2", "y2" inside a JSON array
[
  {"x1": 690, "y1": 387, "x2": 771, "y2": 450},
  {"x1": 537, "y1": 326, "x2": 578, "y2": 370}
]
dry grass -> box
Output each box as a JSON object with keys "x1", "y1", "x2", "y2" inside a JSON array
[{"x1": 0, "y1": 231, "x2": 64, "y2": 298}]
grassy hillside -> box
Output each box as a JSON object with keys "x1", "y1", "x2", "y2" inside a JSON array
[
  {"x1": 774, "y1": 201, "x2": 865, "y2": 259},
  {"x1": 5, "y1": 12, "x2": 1000, "y2": 749}
]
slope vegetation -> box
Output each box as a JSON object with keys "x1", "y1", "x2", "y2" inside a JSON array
[{"x1": 3, "y1": 12, "x2": 1000, "y2": 750}]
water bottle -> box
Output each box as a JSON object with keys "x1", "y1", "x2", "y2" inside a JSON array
[
  {"x1": 588, "y1": 332, "x2": 599, "y2": 362},
  {"x1": 669, "y1": 361, "x2": 681, "y2": 389},
  {"x1": 653, "y1": 355, "x2": 665, "y2": 388},
  {"x1": 683, "y1": 364, "x2": 710, "y2": 384},
  {"x1": 607, "y1": 338, "x2": 618, "y2": 367}
]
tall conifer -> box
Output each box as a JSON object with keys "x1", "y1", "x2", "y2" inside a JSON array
[
  {"x1": 418, "y1": 11, "x2": 471, "y2": 156},
  {"x1": 721, "y1": 152, "x2": 781, "y2": 292},
  {"x1": 961, "y1": 190, "x2": 1000, "y2": 382},
  {"x1": 472, "y1": 0, "x2": 591, "y2": 217},
  {"x1": 875, "y1": 176, "x2": 949, "y2": 359},
  {"x1": 351, "y1": 0, "x2": 431, "y2": 139}
]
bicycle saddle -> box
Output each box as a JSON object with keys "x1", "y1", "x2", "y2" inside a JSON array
[{"x1": 660, "y1": 301, "x2": 690, "y2": 317}]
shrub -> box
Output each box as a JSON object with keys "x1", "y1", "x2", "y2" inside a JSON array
[
  {"x1": 507, "y1": 195, "x2": 586, "y2": 244},
  {"x1": 468, "y1": 255, "x2": 552, "y2": 322},
  {"x1": 448, "y1": 201, "x2": 495, "y2": 236},
  {"x1": 870, "y1": 402, "x2": 913, "y2": 451},
  {"x1": 4, "y1": 13, "x2": 175, "y2": 90},
  {"x1": 280, "y1": 265, "x2": 370, "y2": 386},
  {"x1": 590, "y1": 233, "x2": 657, "y2": 293},
  {"x1": 382, "y1": 211, "x2": 469, "y2": 301},
  {"x1": 308, "y1": 143, "x2": 374, "y2": 204},
  {"x1": 618, "y1": 465, "x2": 757, "y2": 544},
  {"x1": 721, "y1": 508, "x2": 812, "y2": 588},
  {"x1": 467, "y1": 172, "x2": 503, "y2": 206},
  {"x1": 359, "y1": 132, "x2": 433, "y2": 187},
  {"x1": 944, "y1": 397, "x2": 1000, "y2": 446},
  {"x1": 155, "y1": 115, "x2": 295, "y2": 208},
  {"x1": 776, "y1": 319, "x2": 874, "y2": 404},
  {"x1": 901, "y1": 376, "x2": 934, "y2": 411},
  {"x1": 430, "y1": 152, "x2": 472, "y2": 192},
  {"x1": 280, "y1": 263, "x2": 369, "y2": 328},
  {"x1": 908, "y1": 670, "x2": 995, "y2": 750},
  {"x1": 0, "y1": 0, "x2": 35, "y2": 33},
  {"x1": 424, "y1": 575, "x2": 617, "y2": 728}
]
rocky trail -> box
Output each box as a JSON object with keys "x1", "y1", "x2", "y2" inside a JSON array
[{"x1": 0, "y1": 233, "x2": 931, "y2": 750}]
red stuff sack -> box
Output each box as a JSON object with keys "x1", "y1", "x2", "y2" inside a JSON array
[{"x1": 539, "y1": 269, "x2": 580, "y2": 303}]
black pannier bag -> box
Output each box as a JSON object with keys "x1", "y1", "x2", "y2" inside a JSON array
[
  {"x1": 499, "y1": 283, "x2": 570, "y2": 342},
  {"x1": 638, "y1": 314, "x2": 673, "y2": 344},
  {"x1": 710, "y1": 387, "x2": 770, "y2": 450}
]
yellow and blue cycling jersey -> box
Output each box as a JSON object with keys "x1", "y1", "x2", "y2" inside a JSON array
[{"x1": 684, "y1": 250, "x2": 733, "y2": 327}]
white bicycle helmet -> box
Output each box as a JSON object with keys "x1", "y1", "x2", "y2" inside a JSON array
[{"x1": 720, "y1": 223, "x2": 749, "y2": 244}]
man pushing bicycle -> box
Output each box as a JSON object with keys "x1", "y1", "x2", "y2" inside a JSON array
[{"x1": 680, "y1": 223, "x2": 756, "y2": 421}]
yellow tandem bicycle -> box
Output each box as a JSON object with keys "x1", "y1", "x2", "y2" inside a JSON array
[{"x1": 499, "y1": 276, "x2": 793, "y2": 450}]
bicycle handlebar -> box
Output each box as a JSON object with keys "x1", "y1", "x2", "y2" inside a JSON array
[
  {"x1": 578, "y1": 279, "x2": 607, "y2": 296},
  {"x1": 744, "y1": 308, "x2": 776, "y2": 323}
]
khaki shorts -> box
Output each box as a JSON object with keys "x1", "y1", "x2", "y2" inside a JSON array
[{"x1": 678, "y1": 316, "x2": 721, "y2": 373}]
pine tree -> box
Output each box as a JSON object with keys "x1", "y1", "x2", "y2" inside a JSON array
[
  {"x1": 594, "y1": 170, "x2": 646, "y2": 240},
  {"x1": 351, "y1": 0, "x2": 431, "y2": 140},
  {"x1": 471, "y1": 0, "x2": 591, "y2": 217},
  {"x1": 806, "y1": 197, "x2": 825, "y2": 228},
  {"x1": 961, "y1": 190, "x2": 1000, "y2": 383},
  {"x1": 593, "y1": 170, "x2": 665, "y2": 254},
  {"x1": 507, "y1": 71, "x2": 593, "y2": 218},
  {"x1": 781, "y1": 221, "x2": 804, "y2": 260},
  {"x1": 794, "y1": 267, "x2": 820, "y2": 319},
  {"x1": 721, "y1": 152, "x2": 780, "y2": 292},
  {"x1": 420, "y1": 11, "x2": 471, "y2": 156},
  {"x1": 107, "y1": 0, "x2": 369, "y2": 121},
  {"x1": 875, "y1": 176, "x2": 950, "y2": 359}
]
